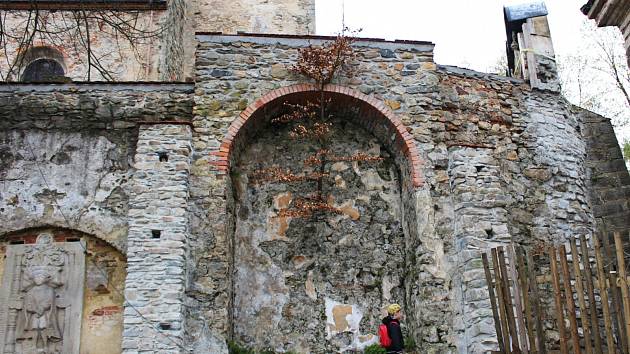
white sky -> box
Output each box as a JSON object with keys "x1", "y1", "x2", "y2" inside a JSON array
[
  {"x1": 316, "y1": 0, "x2": 630, "y2": 146},
  {"x1": 315, "y1": 0, "x2": 588, "y2": 72}
]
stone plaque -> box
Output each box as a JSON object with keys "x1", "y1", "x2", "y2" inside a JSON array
[{"x1": 0, "y1": 233, "x2": 85, "y2": 354}]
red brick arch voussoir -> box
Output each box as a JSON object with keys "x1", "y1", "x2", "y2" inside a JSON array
[{"x1": 211, "y1": 83, "x2": 424, "y2": 188}]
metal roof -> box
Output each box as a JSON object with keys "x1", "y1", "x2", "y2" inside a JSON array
[{"x1": 504, "y1": 1, "x2": 548, "y2": 22}]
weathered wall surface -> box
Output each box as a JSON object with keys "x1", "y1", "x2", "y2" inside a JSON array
[
  {"x1": 0, "y1": 83, "x2": 193, "y2": 353},
  {"x1": 192, "y1": 34, "x2": 601, "y2": 353},
  {"x1": 193, "y1": 0, "x2": 315, "y2": 35},
  {"x1": 0, "y1": 228, "x2": 126, "y2": 354},
  {"x1": 0, "y1": 84, "x2": 193, "y2": 251},
  {"x1": 231, "y1": 118, "x2": 404, "y2": 352},
  {"x1": 1, "y1": 33, "x2": 627, "y2": 354},
  {"x1": 581, "y1": 108, "x2": 630, "y2": 234},
  {"x1": 0, "y1": 11, "x2": 165, "y2": 81},
  {"x1": 0, "y1": 0, "x2": 316, "y2": 82}
]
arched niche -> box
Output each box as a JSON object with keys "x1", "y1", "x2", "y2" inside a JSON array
[
  {"x1": 11, "y1": 46, "x2": 68, "y2": 82},
  {"x1": 0, "y1": 227, "x2": 126, "y2": 354},
  {"x1": 221, "y1": 85, "x2": 423, "y2": 352}
]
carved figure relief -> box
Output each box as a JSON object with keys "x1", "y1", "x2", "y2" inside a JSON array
[{"x1": 0, "y1": 233, "x2": 85, "y2": 354}]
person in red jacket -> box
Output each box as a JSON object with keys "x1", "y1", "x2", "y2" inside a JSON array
[{"x1": 382, "y1": 303, "x2": 405, "y2": 353}]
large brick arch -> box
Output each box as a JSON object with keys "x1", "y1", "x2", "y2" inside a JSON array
[{"x1": 212, "y1": 83, "x2": 423, "y2": 187}]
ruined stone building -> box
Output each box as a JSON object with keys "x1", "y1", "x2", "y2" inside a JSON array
[{"x1": 0, "y1": 1, "x2": 629, "y2": 353}]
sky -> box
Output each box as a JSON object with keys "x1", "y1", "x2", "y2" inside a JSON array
[
  {"x1": 315, "y1": 0, "x2": 588, "y2": 72},
  {"x1": 315, "y1": 0, "x2": 630, "y2": 145}
]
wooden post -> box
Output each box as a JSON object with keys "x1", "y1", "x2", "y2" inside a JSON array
[
  {"x1": 559, "y1": 245, "x2": 582, "y2": 354},
  {"x1": 527, "y1": 251, "x2": 546, "y2": 354},
  {"x1": 602, "y1": 232, "x2": 627, "y2": 353},
  {"x1": 516, "y1": 247, "x2": 536, "y2": 352},
  {"x1": 509, "y1": 245, "x2": 529, "y2": 353},
  {"x1": 594, "y1": 234, "x2": 616, "y2": 354},
  {"x1": 498, "y1": 247, "x2": 521, "y2": 352},
  {"x1": 614, "y1": 231, "x2": 630, "y2": 354},
  {"x1": 484, "y1": 252, "x2": 506, "y2": 354},
  {"x1": 571, "y1": 238, "x2": 593, "y2": 354},
  {"x1": 581, "y1": 234, "x2": 603, "y2": 354},
  {"x1": 493, "y1": 248, "x2": 511, "y2": 352},
  {"x1": 550, "y1": 245, "x2": 569, "y2": 354}
]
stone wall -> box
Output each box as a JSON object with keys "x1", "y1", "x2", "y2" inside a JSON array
[
  {"x1": 122, "y1": 123, "x2": 193, "y2": 353},
  {"x1": 231, "y1": 117, "x2": 405, "y2": 352},
  {"x1": 0, "y1": 0, "x2": 316, "y2": 81},
  {"x1": 1, "y1": 33, "x2": 629, "y2": 354},
  {"x1": 581, "y1": 108, "x2": 630, "y2": 234},
  {"x1": 191, "y1": 34, "x2": 608, "y2": 353},
  {"x1": 0, "y1": 83, "x2": 195, "y2": 353},
  {"x1": 0, "y1": 83, "x2": 193, "y2": 249}
]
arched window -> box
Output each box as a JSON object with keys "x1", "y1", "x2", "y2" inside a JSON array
[
  {"x1": 21, "y1": 58, "x2": 65, "y2": 82},
  {"x1": 15, "y1": 46, "x2": 67, "y2": 82}
]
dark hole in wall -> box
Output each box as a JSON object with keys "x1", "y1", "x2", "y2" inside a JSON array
[
  {"x1": 158, "y1": 152, "x2": 168, "y2": 162},
  {"x1": 151, "y1": 230, "x2": 161, "y2": 239},
  {"x1": 21, "y1": 58, "x2": 65, "y2": 82},
  {"x1": 485, "y1": 229, "x2": 494, "y2": 239},
  {"x1": 158, "y1": 322, "x2": 172, "y2": 330}
]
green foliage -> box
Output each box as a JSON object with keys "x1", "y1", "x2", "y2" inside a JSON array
[
  {"x1": 623, "y1": 140, "x2": 630, "y2": 162},
  {"x1": 404, "y1": 335, "x2": 417, "y2": 351},
  {"x1": 228, "y1": 341, "x2": 255, "y2": 354},
  {"x1": 364, "y1": 344, "x2": 387, "y2": 354}
]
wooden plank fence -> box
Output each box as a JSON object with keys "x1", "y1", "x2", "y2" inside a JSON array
[{"x1": 483, "y1": 232, "x2": 630, "y2": 354}]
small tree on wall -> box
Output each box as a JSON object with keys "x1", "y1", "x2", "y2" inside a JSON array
[{"x1": 251, "y1": 29, "x2": 383, "y2": 218}]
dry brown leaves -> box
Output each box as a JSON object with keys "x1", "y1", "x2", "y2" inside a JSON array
[
  {"x1": 277, "y1": 195, "x2": 342, "y2": 218},
  {"x1": 250, "y1": 167, "x2": 328, "y2": 184},
  {"x1": 291, "y1": 29, "x2": 359, "y2": 86}
]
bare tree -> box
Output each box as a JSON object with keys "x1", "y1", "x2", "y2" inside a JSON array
[
  {"x1": 251, "y1": 29, "x2": 383, "y2": 218},
  {"x1": 0, "y1": 8, "x2": 165, "y2": 81},
  {"x1": 557, "y1": 18, "x2": 630, "y2": 126}
]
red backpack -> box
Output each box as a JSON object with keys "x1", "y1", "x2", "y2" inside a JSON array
[{"x1": 379, "y1": 323, "x2": 391, "y2": 347}]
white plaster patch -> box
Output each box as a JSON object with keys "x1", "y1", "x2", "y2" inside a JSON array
[
  {"x1": 324, "y1": 298, "x2": 380, "y2": 352},
  {"x1": 325, "y1": 298, "x2": 363, "y2": 340}
]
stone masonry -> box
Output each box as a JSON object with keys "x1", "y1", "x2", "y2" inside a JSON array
[
  {"x1": 0, "y1": 28, "x2": 629, "y2": 354},
  {"x1": 187, "y1": 33, "x2": 623, "y2": 353},
  {"x1": 123, "y1": 124, "x2": 193, "y2": 353}
]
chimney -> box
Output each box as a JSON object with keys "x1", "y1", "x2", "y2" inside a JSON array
[{"x1": 504, "y1": 1, "x2": 560, "y2": 91}]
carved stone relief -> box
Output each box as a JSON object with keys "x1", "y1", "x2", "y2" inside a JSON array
[{"x1": 0, "y1": 233, "x2": 85, "y2": 354}]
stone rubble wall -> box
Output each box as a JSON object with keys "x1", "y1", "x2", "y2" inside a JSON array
[
  {"x1": 191, "y1": 35, "x2": 613, "y2": 353},
  {"x1": 123, "y1": 124, "x2": 193, "y2": 353},
  {"x1": 230, "y1": 117, "x2": 405, "y2": 352},
  {"x1": 1, "y1": 33, "x2": 629, "y2": 353},
  {"x1": 581, "y1": 108, "x2": 630, "y2": 234}
]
